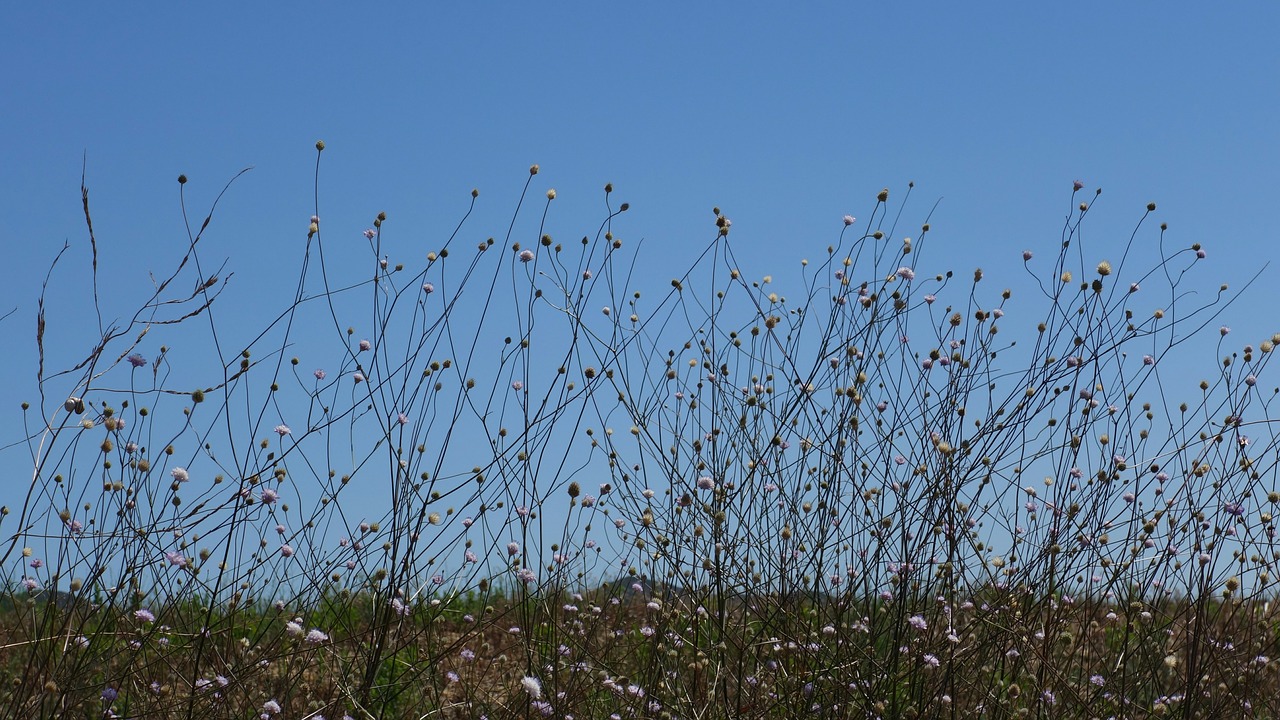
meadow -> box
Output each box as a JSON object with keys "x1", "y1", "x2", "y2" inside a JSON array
[{"x1": 3, "y1": 146, "x2": 1279, "y2": 719}]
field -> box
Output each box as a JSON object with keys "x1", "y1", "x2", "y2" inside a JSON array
[{"x1": 3, "y1": 158, "x2": 1279, "y2": 719}]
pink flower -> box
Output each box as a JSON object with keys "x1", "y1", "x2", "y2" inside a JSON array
[
  {"x1": 363, "y1": 229, "x2": 375, "y2": 240},
  {"x1": 280, "y1": 544, "x2": 294, "y2": 558},
  {"x1": 165, "y1": 551, "x2": 187, "y2": 567},
  {"x1": 1073, "y1": 180, "x2": 1085, "y2": 191},
  {"x1": 261, "y1": 488, "x2": 279, "y2": 504},
  {"x1": 843, "y1": 215, "x2": 856, "y2": 226},
  {"x1": 314, "y1": 369, "x2": 326, "y2": 380},
  {"x1": 274, "y1": 424, "x2": 291, "y2": 437},
  {"x1": 519, "y1": 249, "x2": 535, "y2": 263},
  {"x1": 896, "y1": 267, "x2": 915, "y2": 281},
  {"x1": 359, "y1": 339, "x2": 371, "y2": 351}
]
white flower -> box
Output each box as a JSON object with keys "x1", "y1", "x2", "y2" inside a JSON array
[{"x1": 521, "y1": 675, "x2": 543, "y2": 699}]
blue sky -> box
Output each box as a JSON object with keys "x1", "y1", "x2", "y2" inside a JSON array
[{"x1": 2, "y1": 4, "x2": 1279, "y2": 580}]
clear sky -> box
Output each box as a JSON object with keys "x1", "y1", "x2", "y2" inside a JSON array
[{"x1": 2, "y1": 4, "x2": 1279, "y2": 578}]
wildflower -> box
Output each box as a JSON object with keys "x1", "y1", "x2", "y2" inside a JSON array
[
  {"x1": 896, "y1": 266, "x2": 915, "y2": 281},
  {"x1": 127, "y1": 354, "x2": 147, "y2": 368},
  {"x1": 286, "y1": 621, "x2": 303, "y2": 636},
  {"x1": 305, "y1": 629, "x2": 329, "y2": 644},
  {"x1": 422, "y1": 282, "x2": 435, "y2": 294},
  {"x1": 102, "y1": 687, "x2": 119, "y2": 702},
  {"x1": 519, "y1": 249, "x2": 535, "y2": 263},
  {"x1": 512, "y1": 381, "x2": 524, "y2": 391},
  {"x1": 280, "y1": 544, "x2": 294, "y2": 558},
  {"x1": 398, "y1": 412, "x2": 409, "y2": 425},
  {"x1": 171, "y1": 467, "x2": 190, "y2": 483},
  {"x1": 1143, "y1": 355, "x2": 1155, "y2": 365},
  {"x1": 521, "y1": 676, "x2": 543, "y2": 699},
  {"x1": 1074, "y1": 180, "x2": 1085, "y2": 191},
  {"x1": 274, "y1": 424, "x2": 291, "y2": 437},
  {"x1": 262, "y1": 699, "x2": 281, "y2": 716},
  {"x1": 165, "y1": 551, "x2": 187, "y2": 567},
  {"x1": 314, "y1": 369, "x2": 326, "y2": 380},
  {"x1": 135, "y1": 609, "x2": 156, "y2": 623},
  {"x1": 924, "y1": 294, "x2": 935, "y2": 304},
  {"x1": 353, "y1": 372, "x2": 365, "y2": 383},
  {"x1": 1042, "y1": 689, "x2": 1056, "y2": 705},
  {"x1": 1197, "y1": 249, "x2": 1206, "y2": 259},
  {"x1": 696, "y1": 476, "x2": 714, "y2": 490},
  {"x1": 445, "y1": 671, "x2": 459, "y2": 683},
  {"x1": 1221, "y1": 326, "x2": 1231, "y2": 336},
  {"x1": 261, "y1": 488, "x2": 279, "y2": 504},
  {"x1": 1022, "y1": 250, "x2": 1033, "y2": 261},
  {"x1": 1090, "y1": 674, "x2": 1105, "y2": 686},
  {"x1": 507, "y1": 542, "x2": 520, "y2": 556},
  {"x1": 908, "y1": 615, "x2": 927, "y2": 630},
  {"x1": 923, "y1": 653, "x2": 940, "y2": 668},
  {"x1": 843, "y1": 215, "x2": 856, "y2": 226}
]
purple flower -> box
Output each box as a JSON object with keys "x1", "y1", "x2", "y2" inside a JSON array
[
  {"x1": 165, "y1": 551, "x2": 187, "y2": 567},
  {"x1": 274, "y1": 424, "x2": 291, "y2": 437},
  {"x1": 359, "y1": 339, "x2": 371, "y2": 351},
  {"x1": 127, "y1": 354, "x2": 147, "y2": 368},
  {"x1": 262, "y1": 699, "x2": 281, "y2": 716},
  {"x1": 696, "y1": 476, "x2": 714, "y2": 490},
  {"x1": 314, "y1": 369, "x2": 326, "y2": 380},
  {"x1": 171, "y1": 467, "x2": 190, "y2": 483},
  {"x1": 507, "y1": 542, "x2": 520, "y2": 556},
  {"x1": 512, "y1": 380, "x2": 524, "y2": 391},
  {"x1": 1073, "y1": 180, "x2": 1085, "y2": 191},
  {"x1": 261, "y1": 488, "x2": 279, "y2": 504},
  {"x1": 101, "y1": 687, "x2": 118, "y2": 702},
  {"x1": 843, "y1": 215, "x2": 856, "y2": 226},
  {"x1": 1197, "y1": 249, "x2": 1207, "y2": 259},
  {"x1": 908, "y1": 615, "x2": 928, "y2": 630},
  {"x1": 422, "y1": 282, "x2": 435, "y2": 294},
  {"x1": 135, "y1": 608, "x2": 156, "y2": 623},
  {"x1": 519, "y1": 249, "x2": 535, "y2": 263},
  {"x1": 280, "y1": 544, "x2": 294, "y2": 558},
  {"x1": 363, "y1": 229, "x2": 376, "y2": 240},
  {"x1": 896, "y1": 266, "x2": 915, "y2": 281},
  {"x1": 305, "y1": 629, "x2": 329, "y2": 644}
]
